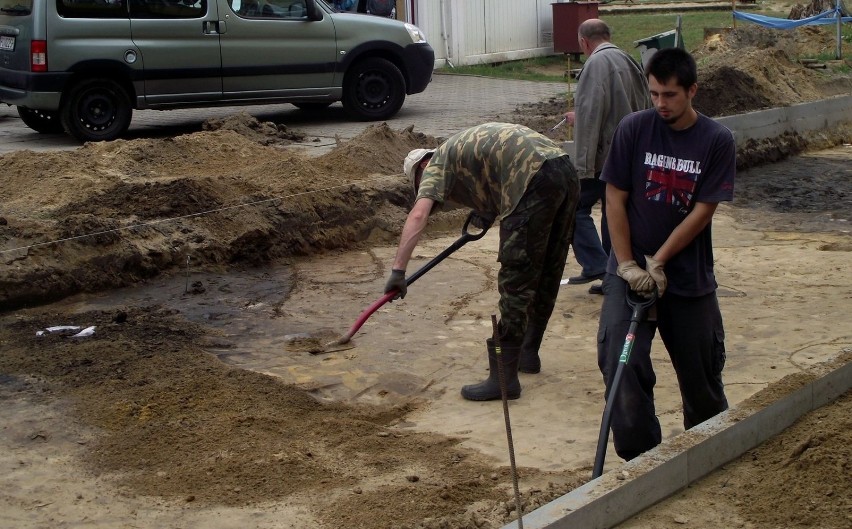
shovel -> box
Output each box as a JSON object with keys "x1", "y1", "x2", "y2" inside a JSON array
[
  {"x1": 323, "y1": 210, "x2": 491, "y2": 350},
  {"x1": 592, "y1": 287, "x2": 658, "y2": 479}
]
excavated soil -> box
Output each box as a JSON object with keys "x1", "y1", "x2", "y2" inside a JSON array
[{"x1": 1, "y1": 24, "x2": 851, "y2": 529}]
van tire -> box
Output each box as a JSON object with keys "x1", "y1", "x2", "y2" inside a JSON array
[
  {"x1": 17, "y1": 107, "x2": 65, "y2": 134},
  {"x1": 61, "y1": 79, "x2": 132, "y2": 142},
  {"x1": 342, "y1": 57, "x2": 405, "y2": 121}
]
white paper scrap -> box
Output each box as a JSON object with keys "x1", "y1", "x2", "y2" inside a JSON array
[
  {"x1": 71, "y1": 326, "x2": 96, "y2": 338},
  {"x1": 36, "y1": 325, "x2": 82, "y2": 336}
]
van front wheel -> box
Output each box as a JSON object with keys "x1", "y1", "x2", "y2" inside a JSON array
[
  {"x1": 61, "y1": 79, "x2": 132, "y2": 142},
  {"x1": 342, "y1": 57, "x2": 405, "y2": 121}
]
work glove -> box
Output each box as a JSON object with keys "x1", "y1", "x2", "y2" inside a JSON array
[
  {"x1": 644, "y1": 255, "x2": 667, "y2": 297},
  {"x1": 616, "y1": 260, "x2": 656, "y2": 295},
  {"x1": 384, "y1": 269, "x2": 407, "y2": 300},
  {"x1": 470, "y1": 211, "x2": 495, "y2": 231}
]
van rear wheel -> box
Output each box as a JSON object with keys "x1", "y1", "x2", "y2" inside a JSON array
[
  {"x1": 17, "y1": 107, "x2": 65, "y2": 134},
  {"x1": 342, "y1": 57, "x2": 405, "y2": 121},
  {"x1": 61, "y1": 79, "x2": 132, "y2": 142}
]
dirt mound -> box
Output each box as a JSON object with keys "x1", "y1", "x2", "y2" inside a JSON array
[
  {"x1": 202, "y1": 111, "x2": 307, "y2": 144},
  {"x1": 692, "y1": 25, "x2": 850, "y2": 117},
  {"x1": 0, "y1": 124, "x2": 443, "y2": 310}
]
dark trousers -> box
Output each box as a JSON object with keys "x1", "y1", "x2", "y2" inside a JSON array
[
  {"x1": 597, "y1": 274, "x2": 729, "y2": 460},
  {"x1": 571, "y1": 176, "x2": 609, "y2": 277},
  {"x1": 496, "y1": 156, "x2": 580, "y2": 342}
]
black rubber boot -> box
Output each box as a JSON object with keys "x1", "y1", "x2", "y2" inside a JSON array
[
  {"x1": 519, "y1": 322, "x2": 546, "y2": 374},
  {"x1": 461, "y1": 339, "x2": 521, "y2": 401}
]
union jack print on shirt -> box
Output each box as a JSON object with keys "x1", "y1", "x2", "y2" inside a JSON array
[{"x1": 644, "y1": 167, "x2": 698, "y2": 208}]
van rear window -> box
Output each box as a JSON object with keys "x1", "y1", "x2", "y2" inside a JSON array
[
  {"x1": 1, "y1": 1, "x2": 34, "y2": 15},
  {"x1": 56, "y1": 0, "x2": 127, "y2": 19}
]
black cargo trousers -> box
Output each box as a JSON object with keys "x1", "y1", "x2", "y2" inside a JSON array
[
  {"x1": 597, "y1": 274, "x2": 729, "y2": 461},
  {"x1": 496, "y1": 155, "x2": 580, "y2": 343}
]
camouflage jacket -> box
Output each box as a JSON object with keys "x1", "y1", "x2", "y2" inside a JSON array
[{"x1": 416, "y1": 122, "x2": 568, "y2": 220}]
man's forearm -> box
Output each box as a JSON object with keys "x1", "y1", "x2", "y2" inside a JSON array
[
  {"x1": 392, "y1": 198, "x2": 433, "y2": 270},
  {"x1": 605, "y1": 185, "x2": 633, "y2": 263},
  {"x1": 653, "y1": 202, "x2": 718, "y2": 263}
]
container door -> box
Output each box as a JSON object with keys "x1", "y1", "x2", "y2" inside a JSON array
[
  {"x1": 218, "y1": 0, "x2": 337, "y2": 99},
  {"x1": 129, "y1": 0, "x2": 223, "y2": 105}
]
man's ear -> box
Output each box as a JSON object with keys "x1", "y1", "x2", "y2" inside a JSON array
[{"x1": 688, "y1": 83, "x2": 698, "y2": 99}]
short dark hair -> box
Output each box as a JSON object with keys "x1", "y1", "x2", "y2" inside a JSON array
[{"x1": 645, "y1": 47, "x2": 697, "y2": 90}]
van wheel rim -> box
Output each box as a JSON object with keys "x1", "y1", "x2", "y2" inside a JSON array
[
  {"x1": 78, "y1": 92, "x2": 116, "y2": 131},
  {"x1": 357, "y1": 71, "x2": 391, "y2": 109}
]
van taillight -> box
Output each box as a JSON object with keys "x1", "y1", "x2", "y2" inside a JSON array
[{"x1": 31, "y1": 40, "x2": 47, "y2": 72}]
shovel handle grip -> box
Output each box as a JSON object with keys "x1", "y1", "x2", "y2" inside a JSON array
[{"x1": 626, "y1": 288, "x2": 658, "y2": 322}]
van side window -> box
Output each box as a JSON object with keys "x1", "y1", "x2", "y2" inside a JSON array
[
  {"x1": 229, "y1": 0, "x2": 307, "y2": 18},
  {"x1": 56, "y1": 0, "x2": 128, "y2": 19},
  {"x1": 129, "y1": 0, "x2": 206, "y2": 19}
]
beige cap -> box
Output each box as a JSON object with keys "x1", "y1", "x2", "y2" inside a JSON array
[{"x1": 403, "y1": 148, "x2": 435, "y2": 189}]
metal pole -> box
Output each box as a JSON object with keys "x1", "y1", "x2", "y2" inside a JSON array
[{"x1": 492, "y1": 315, "x2": 524, "y2": 529}]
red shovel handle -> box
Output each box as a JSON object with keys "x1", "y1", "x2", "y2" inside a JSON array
[
  {"x1": 337, "y1": 290, "x2": 399, "y2": 344},
  {"x1": 333, "y1": 211, "x2": 491, "y2": 346}
]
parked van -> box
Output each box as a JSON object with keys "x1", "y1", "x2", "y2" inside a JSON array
[{"x1": 0, "y1": 0, "x2": 434, "y2": 141}]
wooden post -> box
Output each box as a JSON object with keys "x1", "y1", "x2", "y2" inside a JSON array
[
  {"x1": 567, "y1": 53, "x2": 574, "y2": 141},
  {"x1": 836, "y1": 0, "x2": 842, "y2": 60},
  {"x1": 732, "y1": 0, "x2": 737, "y2": 30}
]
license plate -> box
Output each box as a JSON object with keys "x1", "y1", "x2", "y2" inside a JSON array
[{"x1": 0, "y1": 36, "x2": 14, "y2": 51}]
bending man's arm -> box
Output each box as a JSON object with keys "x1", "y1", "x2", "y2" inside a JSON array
[{"x1": 392, "y1": 198, "x2": 435, "y2": 271}]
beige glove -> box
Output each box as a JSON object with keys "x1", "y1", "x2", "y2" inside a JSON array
[
  {"x1": 616, "y1": 260, "x2": 656, "y2": 295},
  {"x1": 644, "y1": 255, "x2": 667, "y2": 297}
]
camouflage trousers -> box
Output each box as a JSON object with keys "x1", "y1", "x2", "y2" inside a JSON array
[{"x1": 497, "y1": 155, "x2": 579, "y2": 343}]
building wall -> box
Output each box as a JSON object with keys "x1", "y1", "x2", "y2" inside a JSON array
[{"x1": 404, "y1": 0, "x2": 558, "y2": 67}]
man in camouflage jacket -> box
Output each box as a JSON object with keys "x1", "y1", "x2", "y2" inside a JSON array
[{"x1": 385, "y1": 122, "x2": 580, "y2": 401}]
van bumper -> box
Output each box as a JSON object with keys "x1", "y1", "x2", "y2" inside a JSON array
[
  {"x1": 403, "y1": 43, "x2": 434, "y2": 95},
  {"x1": 0, "y1": 70, "x2": 69, "y2": 109}
]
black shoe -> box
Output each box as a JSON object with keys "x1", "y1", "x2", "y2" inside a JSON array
[
  {"x1": 567, "y1": 272, "x2": 605, "y2": 285},
  {"x1": 589, "y1": 284, "x2": 603, "y2": 295}
]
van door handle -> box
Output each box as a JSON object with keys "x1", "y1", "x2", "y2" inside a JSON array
[{"x1": 203, "y1": 20, "x2": 225, "y2": 34}]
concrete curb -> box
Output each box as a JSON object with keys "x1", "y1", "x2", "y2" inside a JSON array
[
  {"x1": 716, "y1": 94, "x2": 852, "y2": 147},
  {"x1": 501, "y1": 357, "x2": 851, "y2": 529}
]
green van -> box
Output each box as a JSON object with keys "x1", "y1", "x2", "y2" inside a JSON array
[{"x1": 0, "y1": 0, "x2": 434, "y2": 141}]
